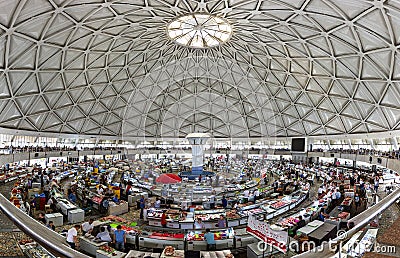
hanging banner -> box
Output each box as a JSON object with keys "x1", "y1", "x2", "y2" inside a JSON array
[{"x1": 246, "y1": 215, "x2": 288, "y2": 253}]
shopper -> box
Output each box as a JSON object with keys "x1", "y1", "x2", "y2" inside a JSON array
[
  {"x1": 112, "y1": 194, "x2": 119, "y2": 204},
  {"x1": 221, "y1": 196, "x2": 228, "y2": 209},
  {"x1": 113, "y1": 225, "x2": 126, "y2": 251},
  {"x1": 139, "y1": 195, "x2": 145, "y2": 219},
  {"x1": 204, "y1": 228, "x2": 216, "y2": 251},
  {"x1": 354, "y1": 193, "x2": 361, "y2": 211},
  {"x1": 81, "y1": 218, "x2": 94, "y2": 235},
  {"x1": 161, "y1": 210, "x2": 167, "y2": 228},
  {"x1": 209, "y1": 194, "x2": 215, "y2": 209},
  {"x1": 66, "y1": 225, "x2": 80, "y2": 249},
  {"x1": 68, "y1": 191, "x2": 77, "y2": 204},
  {"x1": 46, "y1": 220, "x2": 55, "y2": 231},
  {"x1": 37, "y1": 212, "x2": 46, "y2": 224},
  {"x1": 96, "y1": 226, "x2": 112, "y2": 242},
  {"x1": 374, "y1": 179, "x2": 379, "y2": 193}
]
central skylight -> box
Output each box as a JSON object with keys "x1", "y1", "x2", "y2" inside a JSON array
[{"x1": 167, "y1": 13, "x2": 232, "y2": 48}]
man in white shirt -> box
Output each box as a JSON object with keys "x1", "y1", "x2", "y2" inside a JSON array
[
  {"x1": 254, "y1": 189, "x2": 260, "y2": 202},
  {"x1": 97, "y1": 186, "x2": 104, "y2": 195},
  {"x1": 154, "y1": 198, "x2": 161, "y2": 208},
  {"x1": 81, "y1": 218, "x2": 94, "y2": 235},
  {"x1": 243, "y1": 189, "x2": 250, "y2": 198},
  {"x1": 67, "y1": 225, "x2": 80, "y2": 249},
  {"x1": 96, "y1": 226, "x2": 112, "y2": 242}
]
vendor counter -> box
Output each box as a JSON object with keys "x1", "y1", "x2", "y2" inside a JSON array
[
  {"x1": 200, "y1": 250, "x2": 233, "y2": 258},
  {"x1": 308, "y1": 222, "x2": 337, "y2": 245},
  {"x1": 79, "y1": 236, "x2": 108, "y2": 256},
  {"x1": 96, "y1": 249, "x2": 126, "y2": 258},
  {"x1": 139, "y1": 231, "x2": 185, "y2": 250},
  {"x1": 126, "y1": 250, "x2": 160, "y2": 258},
  {"x1": 108, "y1": 201, "x2": 129, "y2": 216},
  {"x1": 297, "y1": 220, "x2": 324, "y2": 236}
]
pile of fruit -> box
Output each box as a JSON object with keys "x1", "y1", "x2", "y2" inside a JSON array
[
  {"x1": 18, "y1": 239, "x2": 34, "y2": 245},
  {"x1": 100, "y1": 215, "x2": 127, "y2": 223},
  {"x1": 226, "y1": 210, "x2": 240, "y2": 219},
  {"x1": 164, "y1": 246, "x2": 175, "y2": 256},
  {"x1": 187, "y1": 232, "x2": 225, "y2": 241},
  {"x1": 338, "y1": 212, "x2": 349, "y2": 219},
  {"x1": 92, "y1": 196, "x2": 103, "y2": 204},
  {"x1": 279, "y1": 217, "x2": 297, "y2": 227},
  {"x1": 100, "y1": 245, "x2": 116, "y2": 255},
  {"x1": 271, "y1": 201, "x2": 287, "y2": 209}
]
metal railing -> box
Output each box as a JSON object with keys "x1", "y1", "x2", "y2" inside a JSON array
[
  {"x1": 0, "y1": 193, "x2": 90, "y2": 258},
  {"x1": 292, "y1": 187, "x2": 400, "y2": 258}
]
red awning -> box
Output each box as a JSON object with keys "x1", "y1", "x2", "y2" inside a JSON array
[{"x1": 156, "y1": 173, "x2": 182, "y2": 184}]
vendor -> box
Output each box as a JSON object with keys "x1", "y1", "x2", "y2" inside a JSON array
[
  {"x1": 295, "y1": 216, "x2": 306, "y2": 229},
  {"x1": 161, "y1": 210, "x2": 167, "y2": 228},
  {"x1": 46, "y1": 220, "x2": 55, "y2": 231},
  {"x1": 112, "y1": 194, "x2": 119, "y2": 204},
  {"x1": 96, "y1": 226, "x2": 112, "y2": 242},
  {"x1": 66, "y1": 225, "x2": 81, "y2": 249},
  {"x1": 97, "y1": 185, "x2": 104, "y2": 195},
  {"x1": 37, "y1": 212, "x2": 46, "y2": 224},
  {"x1": 81, "y1": 218, "x2": 94, "y2": 235},
  {"x1": 68, "y1": 191, "x2": 77, "y2": 204},
  {"x1": 217, "y1": 215, "x2": 226, "y2": 228},
  {"x1": 221, "y1": 196, "x2": 228, "y2": 209},
  {"x1": 318, "y1": 206, "x2": 329, "y2": 221},
  {"x1": 194, "y1": 218, "x2": 205, "y2": 231}
]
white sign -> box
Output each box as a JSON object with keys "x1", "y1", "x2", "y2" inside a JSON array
[{"x1": 246, "y1": 215, "x2": 288, "y2": 253}]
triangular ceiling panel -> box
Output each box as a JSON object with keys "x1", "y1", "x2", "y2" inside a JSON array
[{"x1": 0, "y1": 0, "x2": 398, "y2": 139}]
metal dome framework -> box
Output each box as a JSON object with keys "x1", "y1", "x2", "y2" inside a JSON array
[{"x1": 0, "y1": 0, "x2": 400, "y2": 141}]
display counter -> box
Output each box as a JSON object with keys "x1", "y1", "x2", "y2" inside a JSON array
[
  {"x1": 186, "y1": 229, "x2": 234, "y2": 251},
  {"x1": 20, "y1": 243, "x2": 56, "y2": 258},
  {"x1": 234, "y1": 228, "x2": 258, "y2": 248},
  {"x1": 45, "y1": 213, "x2": 63, "y2": 227},
  {"x1": 126, "y1": 250, "x2": 160, "y2": 258},
  {"x1": 68, "y1": 208, "x2": 85, "y2": 223},
  {"x1": 297, "y1": 220, "x2": 324, "y2": 236},
  {"x1": 160, "y1": 247, "x2": 184, "y2": 258},
  {"x1": 200, "y1": 250, "x2": 234, "y2": 258},
  {"x1": 139, "y1": 231, "x2": 185, "y2": 250},
  {"x1": 308, "y1": 222, "x2": 337, "y2": 245},
  {"x1": 108, "y1": 201, "x2": 129, "y2": 216},
  {"x1": 56, "y1": 199, "x2": 76, "y2": 215},
  {"x1": 326, "y1": 207, "x2": 350, "y2": 230},
  {"x1": 147, "y1": 209, "x2": 194, "y2": 229},
  {"x1": 346, "y1": 228, "x2": 378, "y2": 257},
  {"x1": 79, "y1": 236, "x2": 108, "y2": 256},
  {"x1": 96, "y1": 249, "x2": 126, "y2": 258}
]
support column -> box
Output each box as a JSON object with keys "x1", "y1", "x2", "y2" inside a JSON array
[
  {"x1": 186, "y1": 133, "x2": 210, "y2": 175},
  {"x1": 391, "y1": 137, "x2": 398, "y2": 150}
]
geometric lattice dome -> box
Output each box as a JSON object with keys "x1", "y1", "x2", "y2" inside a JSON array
[{"x1": 0, "y1": 0, "x2": 400, "y2": 141}]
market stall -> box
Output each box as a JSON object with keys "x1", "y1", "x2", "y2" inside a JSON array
[{"x1": 79, "y1": 236, "x2": 108, "y2": 256}]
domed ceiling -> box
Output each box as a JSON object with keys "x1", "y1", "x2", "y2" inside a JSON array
[{"x1": 0, "y1": 0, "x2": 400, "y2": 140}]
